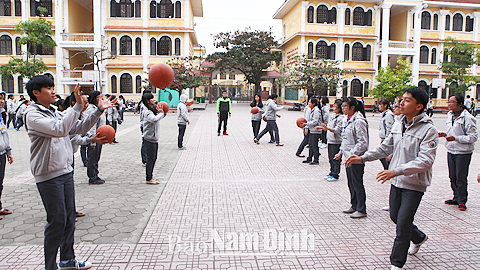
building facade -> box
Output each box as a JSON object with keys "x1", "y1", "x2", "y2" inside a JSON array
[
  {"x1": 0, "y1": 0, "x2": 203, "y2": 100},
  {"x1": 274, "y1": 0, "x2": 480, "y2": 106}
]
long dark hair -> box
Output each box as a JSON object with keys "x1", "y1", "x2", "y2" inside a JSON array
[
  {"x1": 342, "y1": 96, "x2": 366, "y2": 118},
  {"x1": 310, "y1": 97, "x2": 319, "y2": 108},
  {"x1": 142, "y1": 93, "x2": 157, "y2": 115},
  {"x1": 379, "y1": 98, "x2": 391, "y2": 111},
  {"x1": 250, "y1": 94, "x2": 263, "y2": 108},
  {"x1": 451, "y1": 94, "x2": 468, "y2": 111},
  {"x1": 333, "y1": 99, "x2": 343, "y2": 114},
  {"x1": 88, "y1": 91, "x2": 101, "y2": 106}
]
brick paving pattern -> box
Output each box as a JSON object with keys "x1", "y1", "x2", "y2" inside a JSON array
[{"x1": 0, "y1": 103, "x2": 479, "y2": 269}]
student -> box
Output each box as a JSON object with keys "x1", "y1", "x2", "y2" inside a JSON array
[
  {"x1": 439, "y1": 94, "x2": 477, "y2": 211},
  {"x1": 139, "y1": 90, "x2": 152, "y2": 166},
  {"x1": 25, "y1": 76, "x2": 115, "y2": 270},
  {"x1": 118, "y1": 95, "x2": 126, "y2": 122},
  {"x1": 319, "y1": 99, "x2": 344, "y2": 181},
  {"x1": 250, "y1": 94, "x2": 265, "y2": 139},
  {"x1": 177, "y1": 94, "x2": 190, "y2": 150},
  {"x1": 106, "y1": 95, "x2": 120, "y2": 144},
  {"x1": 142, "y1": 93, "x2": 165, "y2": 185},
  {"x1": 426, "y1": 100, "x2": 434, "y2": 117},
  {"x1": 216, "y1": 90, "x2": 231, "y2": 136},
  {"x1": 254, "y1": 94, "x2": 284, "y2": 146},
  {"x1": 302, "y1": 98, "x2": 321, "y2": 165},
  {"x1": 345, "y1": 87, "x2": 438, "y2": 270},
  {"x1": 464, "y1": 95, "x2": 472, "y2": 111},
  {"x1": 470, "y1": 98, "x2": 476, "y2": 116},
  {"x1": 319, "y1": 96, "x2": 329, "y2": 148},
  {"x1": 84, "y1": 91, "x2": 108, "y2": 185},
  {"x1": 0, "y1": 94, "x2": 13, "y2": 220},
  {"x1": 334, "y1": 96, "x2": 369, "y2": 218},
  {"x1": 379, "y1": 98, "x2": 395, "y2": 170},
  {"x1": 6, "y1": 94, "x2": 16, "y2": 129},
  {"x1": 15, "y1": 99, "x2": 29, "y2": 131},
  {"x1": 296, "y1": 98, "x2": 311, "y2": 157}
]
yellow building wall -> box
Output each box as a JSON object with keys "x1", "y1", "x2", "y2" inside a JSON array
[
  {"x1": 305, "y1": 24, "x2": 338, "y2": 33},
  {"x1": 390, "y1": 11, "x2": 408, "y2": 41},
  {"x1": 68, "y1": 0, "x2": 93, "y2": 33},
  {"x1": 283, "y1": 36, "x2": 301, "y2": 66},
  {"x1": 0, "y1": 17, "x2": 21, "y2": 26},
  {"x1": 282, "y1": 1, "x2": 302, "y2": 41}
]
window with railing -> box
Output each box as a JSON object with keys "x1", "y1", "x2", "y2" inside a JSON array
[
  {"x1": 353, "y1": 7, "x2": 372, "y2": 26},
  {"x1": 157, "y1": 36, "x2": 171, "y2": 55},
  {"x1": 351, "y1": 79, "x2": 363, "y2": 97},
  {"x1": 30, "y1": 0, "x2": 52, "y2": 17},
  {"x1": 307, "y1": 6, "x2": 314, "y2": 23},
  {"x1": 433, "y1": 14, "x2": 438, "y2": 30},
  {"x1": 431, "y1": 48, "x2": 436, "y2": 64},
  {"x1": 174, "y1": 38, "x2": 180, "y2": 55},
  {"x1": 465, "y1": 16, "x2": 474, "y2": 32},
  {"x1": 445, "y1": 15, "x2": 450, "y2": 30},
  {"x1": 120, "y1": 36, "x2": 132, "y2": 55},
  {"x1": 2, "y1": 75, "x2": 13, "y2": 93},
  {"x1": 419, "y1": 46, "x2": 429, "y2": 64},
  {"x1": 136, "y1": 75, "x2": 142, "y2": 93},
  {"x1": 307, "y1": 42, "x2": 313, "y2": 59},
  {"x1": 111, "y1": 76, "x2": 118, "y2": 93},
  {"x1": 0, "y1": 0, "x2": 11, "y2": 16},
  {"x1": 135, "y1": 37, "x2": 141, "y2": 55},
  {"x1": 421, "y1": 11, "x2": 431, "y2": 30},
  {"x1": 453, "y1": 13, "x2": 463, "y2": 31},
  {"x1": 14, "y1": 0, "x2": 20, "y2": 16},
  {"x1": 120, "y1": 73, "x2": 132, "y2": 93},
  {"x1": 0, "y1": 35, "x2": 12, "y2": 55}
]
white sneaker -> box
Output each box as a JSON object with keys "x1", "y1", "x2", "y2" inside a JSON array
[
  {"x1": 320, "y1": 143, "x2": 328, "y2": 149},
  {"x1": 327, "y1": 176, "x2": 338, "y2": 182},
  {"x1": 408, "y1": 235, "x2": 428, "y2": 255},
  {"x1": 391, "y1": 265, "x2": 402, "y2": 270},
  {"x1": 382, "y1": 206, "x2": 390, "y2": 211},
  {"x1": 323, "y1": 174, "x2": 331, "y2": 180}
]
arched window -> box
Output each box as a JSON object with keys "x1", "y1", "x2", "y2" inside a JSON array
[
  {"x1": 150, "y1": 0, "x2": 156, "y2": 18},
  {"x1": 111, "y1": 75, "x2": 117, "y2": 93},
  {"x1": 453, "y1": 14, "x2": 463, "y2": 31},
  {"x1": 120, "y1": 73, "x2": 132, "y2": 93},
  {"x1": 17, "y1": 76, "x2": 23, "y2": 93},
  {"x1": 328, "y1": 7, "x2": 336, "y2": 24},
  {"x1": 466, "y1": 16, "x2": 474, "y2": 32},
  {"x1": 351, "y1": 79, "x2": 363, "y2": 97},
  {"x1": 157, "y1": 36, "x2": 171, "y2": 55},
  {"x1": 135, "y1": 37, "x2": 141, "y2": 55},
  {"x1": 174, "y1": 38, "x2": 181, "y2": 55},
  {"x1": 342, "y1": 80, "x2": 348, "y2": 96},
  {"x1": 2, "y1": 75, "x2": 13, "y2": 93},
  {"x1": 31, "y1": 0, "x2": 52, "y2": 16},
  {"x1": 110, "y1": 0, "x2": 118, "y2": 17},
  {"x1": 431, "y1": 48, "x2": 437, "y2": 64},
  {"x1": 345, "y1": 8, "x2": 350, "y2": 25},
  {"x1": 307, "y1": 42, "x2": 313, "y2": 59},
  {"x1": 421, "y1": 11, "x2": 431, "y2": 29},
  {"x1": 14, "y1": 0, "x2": 21, "y2": 16},
  {"x1": 364, "y1": 44, "x2": 371, "y2": 61},
  {"x1": 353, "y1": 7, "x2": 364, "y2": 25},
  {"x1": 364, "y1": 81, "x2": 369, "y2": 97},
  {"x1": 419, "y1": 46, "x2": 429, "y2": 63},
  {"x1": 329, "y1": 43, "x2": 336, "y2": 60},
  {"x1": 174, "y1": 1, "x2": 181, "y2": 18},
  {"x1": 315, "y1": 41, "x2": 328, "y2": 59},
  {"x1": 119, "y1": 0, "x2": 134, "y2": 17},
  {"x1": 150, "y1": 37, "x2": 156, "y2": 55},
  {"x1": 433, "y1": 14, "x2": 438, "y2": 30},
  {"x1": 136, "y1": 75, "x2": 142, "y2": 93},
  {"x1": 111, "y1": 37, "x2": 117, "y2": 55},
  {"x1": 15, "y1": 36, "x2": 20, "y2": 55},
  {"x1": 158, "y1": 0, "x2": 173, "y2": 18},
  {"x1": 352, "y1": 42, "x2": 363, "y2": 61},
  {"x1": 418, "y1": 80, "x2": 428, "y2": 94},
  {"x1": 443, "y1": 49, "x2": 449, "y2": 62},
  {"x1": 316, "y1": 5, "x2": 328, "y2": 23},
  {"x1": 135, "y1": 0, "x2": 141, "y2": 17},
  {"x1": 0, "y1": 35, "x2": 12, "y2": 55},
  {"x1": 445, "y1": 14, "x2": 450, "y2": 30},
  {"x1": 364, "y1": 9, "x2": 372, "y2": 26},
  {"x1": 344, "y1": 44, "x2": 349, "y2": 60},
  {"x1": 307, "y1": 6, "x2": 314, "y2": 23},
  {"x1": 120, "y1": 36, "x2": 132, "y2": 55},
  {"x1": 0, "y1": 0, "x2": 12, "y2": 16}
]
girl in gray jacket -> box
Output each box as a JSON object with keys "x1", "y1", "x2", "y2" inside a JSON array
[
  {"x1": 106, "y1": 96, "x2": 120, "y2": 144},
  {"x1": 319, "y1": 99, "x2": 344, "y2": 181},
  {"x1": 141, "y1": 93, "x2": 165, "y2": 185},
  {"x1": 250, "y1": 94, "x2": 265, "y2": 139},
  {"x1": 303, "y1": 98, "x2": 321, "y2": 165},
  {"x1": 379, "y1": 98, "x2": 395, "y2": 170},
  {"x1": 177, "y1": 94, "x2": 190, "y2": 149},
  {"x1": 0, "y1": 94, "x2": 13, "y2": 218}
]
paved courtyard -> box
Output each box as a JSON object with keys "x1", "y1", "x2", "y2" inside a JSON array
[{"x1": 0, "y1": 103, "x2": 479, "y2": 269}]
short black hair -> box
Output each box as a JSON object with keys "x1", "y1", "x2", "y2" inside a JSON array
[
  {"x1": 269, "y1": 93, "x2": 278, "y2": 99},
  {"x1": 88, "y1": 91, "x2": 101, "y2": 105},
  {"x1": 26, "y1": 75, "x2": 55, "y2": 102},
  {"x1": 7, "y1": 94, "x2": 13, "y2": 99},
  {"x1": 404, "y1": 87, "x2": 428, "y2": 113}
]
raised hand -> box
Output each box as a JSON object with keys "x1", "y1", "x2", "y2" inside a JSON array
[
  {"x1": 98, "y1": 97, "x2": 117, "y2": 111},
  {"x1": 74, "y1": 84, "x2": 85, "y2": 106}
]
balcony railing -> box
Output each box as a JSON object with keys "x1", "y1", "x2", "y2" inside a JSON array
[
  {"x1": 61, "y1": 33, "x2": 104, "y2": 42},
  {"x1": 62, "y1": 70, "x2": 105, "y2": 80},
  {"x1": 379, "y1": 41, "x2": 415, "y2": 49}
]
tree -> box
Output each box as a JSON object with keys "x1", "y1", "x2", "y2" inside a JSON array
[
  {"x1": 206, "y1": 28, "x2": 281, "y2": 93},
  {"x1": 285, "y1": 55, "x2": 353, "y2": 97},
  {"x1": 0, "y1": 7, "x2": 56, "y2": 80},
  {"x1": 440, "y1": 37, "x2": 480, "y2": 94},
  {"x1": 369, "y1": 56, "x2": 413, "y2": 102}
]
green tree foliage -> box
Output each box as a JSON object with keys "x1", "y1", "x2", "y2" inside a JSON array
[
  {"x1": 284, "y1": 55, "x2": 353, "y2": 97},
  {"x1": 440, "y1": 37, "x2": 480, "y2": 94},
  {"x1": 369, "y1": 56, "x2": 413, "y2": 102},
  {"x1": 0, "y1": 7, "x2": 56, "y2": 80},
  {"x1": 206, "y1": 28, "x2": 281, "y2": 93}
]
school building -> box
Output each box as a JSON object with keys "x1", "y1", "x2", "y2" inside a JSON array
[
  {"x1": 0, "y1": 0, "x2": 203, "y2": 101},
  {"x1": 273, "y1": 0, "x2": 480, "y2": 107}
]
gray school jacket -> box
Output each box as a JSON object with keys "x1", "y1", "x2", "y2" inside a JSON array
[
  {"x1": 107, "y1": 106, "x2": 119, "y2": 122},
  {"x1": 70, "y1": 134, "x2": 92, "y2": 154},
  {"x1": 16, "y1": 103, "x2": 27, "y2": 118},
  {"x1": 305, "y1": 107, "x2": 321, "y2": 134},
  {"x1": 82, "y1": 104, "x2": 106, "y2": 146},
  {"x1": 0, "y1": 119, "x2": 11, "y2": 156},
  {"x1": 379, "y1": 109, "x2": 395, "y2": 140},
  {"x1": 320, "y1": 104, "x2": 329, "y2": 124},
  {"x1": 6, "y1": 99, "x2": 16, "y2": 114},
  {"x1": 264, "y1": 99, "x2": 284, "y2": 120},
  {"x1": 361, "y1": 113, "x2": 438, "y2": 193},
  {"x1": 338, "y1": 111, "x2": 369, "y2": 158},
  {"x1": 142, "y1": 108, "x2": 165, "y2": 143},
  {"x1": 25, "y1": 102, "x2": 103, "y2": 183},
  {"x1": 177, "y1": 101, "x2": 189, "y2": 125},
  {"x1": 251, "y1": 105, "x2": 265, "y2": 121},
  {"x1": 139, "y1": 103, "x2": 146, "y2": 128},
  {"x1": 326, "y1": 113, "x2": 344, "y2": 144},
  {"x1": 444, "y1": 109, "x2": 477, "y2": 154}
]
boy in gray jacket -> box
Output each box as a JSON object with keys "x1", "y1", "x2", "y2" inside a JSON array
[
  {"x1": 177, "y1": 94, "x2": 190, "y2": 149},
  {"x1": 25, "y1": 76, "x2": 115, "y2": 270},
  {"x1": 346, "y1": 87, "x2": 438, "y2": 270},
  {"x1": 0, "y1": 94, "x2": 13, "y2": 219}
]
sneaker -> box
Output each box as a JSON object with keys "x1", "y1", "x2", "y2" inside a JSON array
[
  {"x1": 327, "y1": 176, "x2": 338, "y2": 182},
  {"x1": 58, "y1": 259, "x2": 92, "y2": 269},
  {"x1": 223, "y1": 132, "x2": 228, "y2": 136},
  {"x1": 350, "y1": 211, "x2": 367, "y2": 218},
  {"x1": 0, "y1": 208, "x2": 12, "y2": 215},
  {"x1": 309, "y1": 161, "x2": 319, "y2": 165},
  {"x1": 268, "y1": 140, "x2": 275, "y2": 144},
  {"x1": 391, "y1": 265, "x2": 403, "y2": 270},
  {"x1": 142, "y1": 163, "x2": 147, "y2": 167},
  {"x1": 342, "y1": 207, "x2": 355, "y2": 214},
  {"x1": 296, "y1": 154, "x2": 305, "y2": 158},
  {"x1": 323, "y1": 174, "x2": 331, "y2": 179},
  {"x1": 14, "y1": 128, "x2": 19, "y2": 131},
  {"x1": 146, "y1": 179, "x2": 160, "y2": 185},
  {"x1": 408, "y1": 235, "x2": 428, "y2": 255},
  {"x1": 253, "y1": 138, "x2": 259, "y2": 144},
  {"x1": 444, "y1": 199, "x2": 458, "y2": 205},
  {"x1": 276, "y1": 143, "x2": 284, "y2": 146},
  {"x1": 458, "y1": 204, "x2": 467, "y2": 211},
  {"x1": 88, "y1": 179, "x2": 105, "y2": 185},
  {"x1": 302, "y1": 160, "x2": 312, "y2": 163},
  {"x1": 75, "y1": 211, "x2": 85, "y2": 217},
  {"x1": 217, "y1": 133, "x2": 220, "y2": 136},
  {"x1": 319, "y1": 143, "x2": 328, "y2": 149},
  {"x1": 382, "y1": 206, "x2": 390, "y2": 211},
  {"x1": 179, "y1": 146, "x2": 186, "y2": 150}
]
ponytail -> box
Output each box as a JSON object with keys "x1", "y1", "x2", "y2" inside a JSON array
[
  {"x1": 342, "y1": 96, "x2": 366, "y2": 118},
  {"x1": 142, "y1": 93, "x2": 157, "y2": 115}
]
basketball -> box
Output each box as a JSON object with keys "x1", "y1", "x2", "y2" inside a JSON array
[
  {"x1": 251, "y1": 107, "x2": 259, "y2": 114},
  {"x1": 96, "y1": 125, "x2": 116, "y2": 143},
  {"x1": 159, "y1": 101, "x2": 169, "y2": 114},
  {"x1": 296, "y1": 117, "x2": 307, "y2": 128},
  {"x1": 148, "y1": 63, "x2": 175, "y2": 89}
]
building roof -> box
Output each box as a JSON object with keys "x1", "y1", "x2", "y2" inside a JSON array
[
  {"x1": 262, "y1": 71, "x2": 282, "y2": 79},
  {"x1": 425, "y1": 0, "x2": 480, "y2": 5},
  {"x1": 273, "y1": 0, "x2": 299, "y2": 19},
  {"x1": 105, "y1": 26, "x2": 194, "y2": 32}
]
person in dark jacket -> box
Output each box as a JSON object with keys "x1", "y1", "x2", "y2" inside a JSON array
[{"x1": 216, "y1": 90, "x2": 231, "y2": 136}]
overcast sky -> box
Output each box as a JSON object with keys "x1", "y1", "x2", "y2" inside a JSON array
[{"x1": 195, "y1": 0, "x2": 285, "y2": 55}]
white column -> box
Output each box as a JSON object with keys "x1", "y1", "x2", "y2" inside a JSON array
[
  {"x1": 300, "y1": 35, "x2": 305, "y2": 55},
  {"x1": 184, "y1": 0, "x2": 190, "y2": 28},
  {"x1": 381, "y1": 3, "x2": 391, "y2": 68},
  {"x1": 337, "y1": 3, "x2": 348, "y2": 34},
  {"x1": 473, "y1": 12, "x2": 480, "y2": 41},
  {"x1": 55, "y1": 0, "x2": 64, "y2": 95},
  {"x1": 301, "y1": 1, "x2": 307, "y2": 32},
  {"x1": 143, "y1": 31, "x2": 149, "y2": 80},
  {"x1": 374, "y1": 6, "x2": 381, "y2": 41},
  {"x1": 439, "y1": 10, "x2": 449, "y2": 40},
  {"x1": 411, "y1": 5, "x2": 423, "y2": 85},
  {"x1": 143, "y1": 0, "x2": 149, "y2": 28},
  {"x1": 184, "y1": 33, "x2": 190, "y2": 58},
  {"x1": 338, "y1": 37, "x2": 344, "y2": 68}
]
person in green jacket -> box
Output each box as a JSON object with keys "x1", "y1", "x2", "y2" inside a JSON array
[{"x1": 217, "y1": 90, "x2": 231, "y2": 136}]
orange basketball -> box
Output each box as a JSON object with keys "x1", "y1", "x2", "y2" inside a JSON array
[
  {"x1": 159, "y1": 101, "x2": 169, "y2": 114},
  {"x1": 96, "y1": 125, "x2": 116, "y2": 143},
  {"x1": 296, "y1": 117, "x2": 307, "y2": 128},
  {"x1": 149, "y1": 63, "x2": 175, "y2": 89},
  {"x1": 251, "y1": 107, "x2": 259, "y2": 114}
]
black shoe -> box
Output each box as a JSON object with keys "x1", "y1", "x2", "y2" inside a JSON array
[
  {"x1": 309, "y1": 161, "x2": 319, "y2": 165},
  {"x1": 458, "y1": 204, "x2": 467, "y2": 211},
  {"x1": 217, "y1": 133, "x2": 220, "y2": 136},
  {"x1": 296, "y1": 154, "x2": 305, "y2": 157},
  {"x1": 223, "y1": 132, "x2": 228, "y2": 136},
  {"x1": 268, "y1": 140, "x2": 275, "y2": 144},
  {"x1": 276, "y1": 143, "x2": 284, "y2": 146},
  {"x1": 445, "y1": 199, "x2": 458, "y2": 205},
  {"x1": 89, "y1": 179, "x2": 105, "y2": 185},
  {"x1": 302, "y1": 160, "x2": 311, "y2": 163}
]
